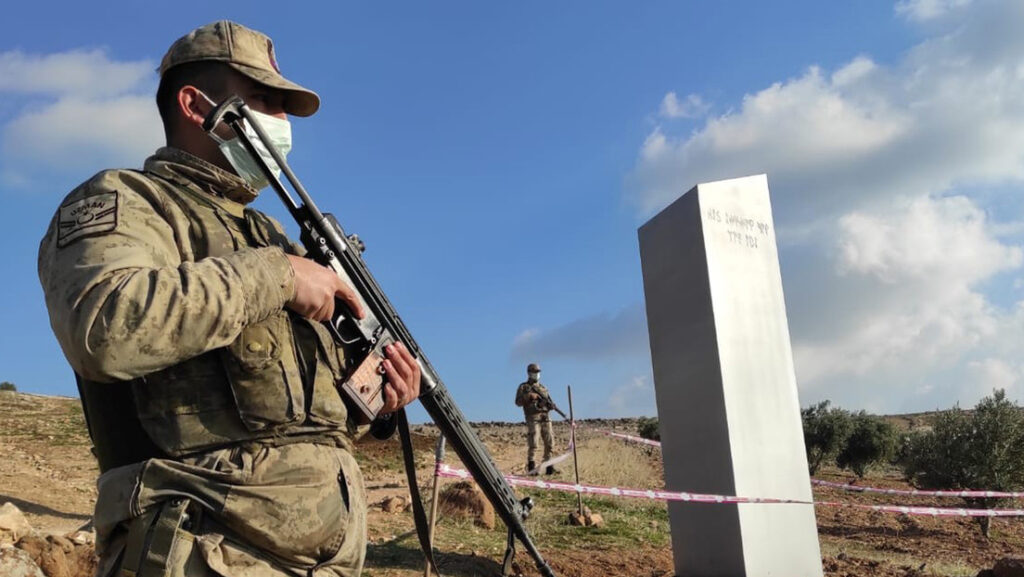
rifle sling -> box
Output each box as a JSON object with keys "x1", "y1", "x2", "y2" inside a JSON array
[{"x1": 397, "y1": 409, "x2": 446, "y2": 576}]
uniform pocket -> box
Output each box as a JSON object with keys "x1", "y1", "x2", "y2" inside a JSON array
[
  {"x1": 134, "y1": 353, "x2": 232, "y2": 417},
  {"x1": 218, "y1": 444, "x2": 357, "y2": 566},
  {"x1": 320, "y1": 448, "x2": 366, "y2": 567},
  {"x1": 304, "y1": 319, "x2": 351, "y2": 428},
  {"x1": 132, "y1": 352, "x2": 247, "y2": 456},
  {"x1": 221, "y1": 311, "x2": 306, "y2": 432}
]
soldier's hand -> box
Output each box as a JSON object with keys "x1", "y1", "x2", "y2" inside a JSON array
[
  {"x1": 381, "y1": 341, "x2": 421, "y2": 414},
  {"x1": 285, "y1": 255, "x2": 365, "y2": 322}
]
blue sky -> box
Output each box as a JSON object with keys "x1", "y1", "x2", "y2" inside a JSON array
[{"x1": 2, "y1": 0, "x2": 1022, "y2": 423}]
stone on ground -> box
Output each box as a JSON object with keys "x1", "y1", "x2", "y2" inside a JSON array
[
  {"x1": 0, "y1": 547, "x2": 45, "y2": 577},
  {"x1": 567, "y1": 505, "x2": 604, "y2": 527},
  {"x1": 66, "y1": 532, "x2": 93, "y2": 547},
  {"x1": 438, "y1": 481, "x2": 495, "y2": 530},
  {"x1": 380, "y1": 496, "x2": 410, "y2": 514},
  {"x1": 0, "y1": 503, "x2": 33, "y2": 546}
]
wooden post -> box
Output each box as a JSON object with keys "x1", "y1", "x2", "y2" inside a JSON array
[
  {"x1": 424, "y1": 434, "x2": 446, "y2": 577},
  {"x1": 569, "y1": 385, "x2": 583, "y2": 515}
]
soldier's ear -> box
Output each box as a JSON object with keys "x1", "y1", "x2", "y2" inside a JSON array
[{"x1": 178, "y1": 85, "x2": 211, "y2": 129}]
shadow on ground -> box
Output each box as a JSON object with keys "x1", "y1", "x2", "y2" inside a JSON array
[
  {"x1": 0, "y1": 494, "x2": 91, "y2": 522},
  {"x1": 365, "y1": 538, "x2": 504, "y2": 577}
]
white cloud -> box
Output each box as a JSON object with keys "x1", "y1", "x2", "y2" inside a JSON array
[
  {"x1": 513, "y1": 328, "x2": 539, "y2": 348},
  {"x1": 607, "y1": 375, "x2": 656, "y2": 417},
  {"x1": 0, "y1": 49, "x2": 162, "y2": 188},
  {"x1": 836, "y1": 196, "x2": 1022, "y2": 285},
  {"x1": 630, "y1": 2, "x2": 1024, "y2": 225},
  {"x1": 630, "y1": 0, "x2": 1024, "y2": 413},
  {"x1": 510, "y1": 303, "x2": 648, "y2": 362},
  {"x1": 964, "y1": 358, "x2": 1021, "y2": 402},
  {"x1": 631, "y1": 63, "x2": 914, "y2": 220},
  {"x1": 794, "y1": 195, "x2": 1020, "y2": 386},
  {"x1": 4, "y1": 96, "x2": 163, "y2": 175},
  {"x1": 0, "y1": 50, "x2": 152, "y2": 97},
  {"x1": 895, "y1": 0, "x2": 972, "y2": 22},
  {"x1": 660, "y1": 92, "x2": 710, "y2": 119}
]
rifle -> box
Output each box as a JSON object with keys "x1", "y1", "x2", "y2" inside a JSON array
[
  {"x1": 203, "y1": 96, "x2": 556, "y2": 577},
  {"x1": 527, "y1": 383, "x2": 567, "y2": 420}
]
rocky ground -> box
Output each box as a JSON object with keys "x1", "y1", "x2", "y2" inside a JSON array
[{"x1": 3, "y1": 390, "x2": 1024, "y2": 577}]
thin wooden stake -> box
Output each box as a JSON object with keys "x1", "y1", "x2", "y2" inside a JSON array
[
  {"x1": 569, "y1": 385, "x2": 583, "y2": 515},
  {"x1": 425, "y1": 435, "x2": 446, "y2": 577}
]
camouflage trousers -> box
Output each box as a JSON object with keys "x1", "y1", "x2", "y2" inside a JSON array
[
  {"x1": 93, "y1": 442, "x2": 367, "y2": 577},
  {"x1": 525, "y1": 414, "x2": 554, "y2": 464}
]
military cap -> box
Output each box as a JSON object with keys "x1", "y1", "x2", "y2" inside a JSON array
[
  {"x1": 160, "y1": 20, "x2": 320, "y2": 117},
  {"x1": 527, "y1": 363, "x2": 541, "y2": 372}
]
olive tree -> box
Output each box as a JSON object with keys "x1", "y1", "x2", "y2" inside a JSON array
[
  {"x1": 802, "y1": 401, "x2": 853, "y2": 475},
  {"x1": 902, "y1": 390, "x2": 1024, "y2": 537},
  {"x1": 836, "y1": 412, "x2": 897, "y2": 478},
  {"x1": 637, "y1": 417, "x2": 660, "y2": 441}
]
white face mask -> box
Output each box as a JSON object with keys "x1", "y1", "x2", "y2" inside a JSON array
[
  {"x1": 528, "y1": 372, "x2": 540, "y2": 382},
  {"x1": 202, "y1": 93, "x2": 292, "y2": 191}
]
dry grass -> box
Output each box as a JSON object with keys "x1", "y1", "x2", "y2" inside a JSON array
[
  {"x1": 0, "y1": 391, "x2": 90, "y2": 445},
  {"x1": 820, "y1": 540, "x2": 978, "y2": 576},
  {"x1": 568, "y1": 435, "x2": 663, "y2": 493},
  {"x1": 386, "y1": 427, "x2": 671, "y2": 561}
]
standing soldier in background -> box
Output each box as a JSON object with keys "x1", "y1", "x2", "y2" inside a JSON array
[
  {"x1": 515, "y1": 363, "x2": 559, "y2": 475},
  {"x1": 37, "y1": 21, "x2": 421, "y2": 577}
]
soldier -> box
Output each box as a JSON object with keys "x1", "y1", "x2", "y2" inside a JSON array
[
  {"x1": 37, "y1": 21, "x2": 421, "y2": 577},
  {"x1": 514, "y1": 363, "x2": 559, "y2": 475}
]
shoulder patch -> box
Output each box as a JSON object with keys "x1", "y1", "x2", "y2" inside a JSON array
[{"x1": 57, "y1": 190, "x2": 119, "y2": 248}]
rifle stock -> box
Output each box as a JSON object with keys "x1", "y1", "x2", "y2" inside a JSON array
[{"x1": 203, "y1": 96, "x2": 557, "y2": 577}]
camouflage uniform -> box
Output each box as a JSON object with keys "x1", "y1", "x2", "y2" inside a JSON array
[
  {"x1": 514, "y1": 381, "x2": 554, "y2": 467},
  {"x1": 38, "y1": 22, "x2": 367, "y2": 577}
]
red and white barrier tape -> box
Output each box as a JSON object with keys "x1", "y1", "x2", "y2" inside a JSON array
[
  {"x1": 816, "y1": 502, "x2": 1024, "y2": 517},
  {"x1": 597, "y1": 429, "x2": 1024, "y2": 500},
  {"x1": 811, "y1": 479, "x2": 1024, "y2": 499},
  {"x1": 529, "y1": 450, "x2": 574, "y2": 475},
  {"x1": 435, "y1": 463, "x2": 1024, "y2": 517},
  {"x1": 599, "y1": 430, "x2": 663, "y2": 448},
  {"x1": 437, "y1": 463, "x2": 811, "y2": 505}
]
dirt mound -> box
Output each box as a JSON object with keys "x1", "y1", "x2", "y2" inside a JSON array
[
  {"x1": 15, "y1": 534, "x2": 96, "y2": 577},
  {"x1": 438, "y1": 481, "x2": 495, "y2": 529},
  {"x1": 0, "y1": 501, "x2": 96, "y2": 577}
]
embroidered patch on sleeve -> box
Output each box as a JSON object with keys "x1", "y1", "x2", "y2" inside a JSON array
[{"x1": 57, "y1": 190, "x2": 119, "y2": 248}]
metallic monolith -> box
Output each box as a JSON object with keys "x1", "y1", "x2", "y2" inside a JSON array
[{"x1": 638, "y1": 174, "x2": 822, "y2": 576}]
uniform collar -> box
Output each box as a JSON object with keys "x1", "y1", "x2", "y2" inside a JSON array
[{"x1": 144, "y1": 147, "x2": 260, "y2": 206}]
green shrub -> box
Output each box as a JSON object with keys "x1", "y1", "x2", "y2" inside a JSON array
[
  {"x1": 637, "y1": 417, "x2": 660, "y2": 441},
  {"x1": 901, "y1": 389, "x2": 1024, "y2": 537},
  {"x1": 892, "y1": 431, "x2": 916, "y2": 469},
  {"x1": 835, "y1": 412, "x2": 897, "y2": 478},
  {"x1": 0, "y1": 382, "x2": 16, "y2": 392},
  {"x1": 801, "y1": 401, "x2": 853, "y2": 475}
]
